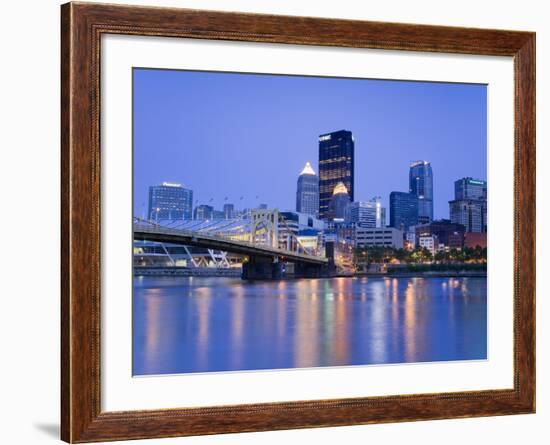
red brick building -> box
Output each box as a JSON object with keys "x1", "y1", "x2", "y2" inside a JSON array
[{"x1": 464, "y1": 232, "x2": 487, "y2": 248}]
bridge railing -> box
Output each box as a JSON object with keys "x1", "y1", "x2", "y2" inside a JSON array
[{"x1": 133, "y1": 220, "x2": 327, "y2": 263}]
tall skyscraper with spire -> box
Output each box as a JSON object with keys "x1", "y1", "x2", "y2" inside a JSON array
[
  {"x1": 409, "y1": 160, "x2": 433, "y2": 224},
  {"x1": 295, "y1": 161, "x2": 319, "y2": 217},
  {"x1": 318, "y1": 130, "x2": 354, "y2": 220}
]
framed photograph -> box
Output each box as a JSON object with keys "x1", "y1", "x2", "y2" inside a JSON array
[{"x1": 61, "y1": 2, "x2": 535, "y2": 442}]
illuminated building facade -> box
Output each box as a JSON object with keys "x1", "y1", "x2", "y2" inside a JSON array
[
  {"x1": 318, "y1": 130, "x2": 354, "y2": 220},
  {"x1": 349, "y1": 197, "x2": 386, "y2": 228},
  {"x1": 148, "y1": 182, "x2": 193, "y2": 220},
  {"x1": 295, "y1": 161, "x2": 319, "y2": 217},
  {"x1": 415, "y1": 219, "x2": 465, "y2": 249},
  {"x1": 328, "y1": 182, "x2": 351, "y2": 222}
]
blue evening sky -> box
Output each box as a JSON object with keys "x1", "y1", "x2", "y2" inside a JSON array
[{"x1": 133, "y1": 68, "x2": 486, "y2": 220}]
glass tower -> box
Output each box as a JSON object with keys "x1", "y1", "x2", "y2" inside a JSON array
[
  {"x1": 454, "y1": 177, "x2": 487, "y2": 200},
  {"x1": 318, "y1": 130, "x2": 354, "y2": 220},
  {"x1": 148, "y1": 182, "x2": 193, "y2": 221},
  {"x1": 409, "y1": 161, "x2": 433, "y2": 224},
  {"x1": 296, "y1": 161, "x2": 319, "y2": 217},
  {"x1": 389, "y1": 191, "x2": 418, "y2": 230}
]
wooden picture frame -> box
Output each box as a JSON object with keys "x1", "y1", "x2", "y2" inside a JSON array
[{"x1": 61, "y1": 2, "x2": 535, "y2": 442}]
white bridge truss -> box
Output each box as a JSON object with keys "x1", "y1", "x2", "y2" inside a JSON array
[{"x1": 133, "y1": 209, "x2": 322, "y2": 269}]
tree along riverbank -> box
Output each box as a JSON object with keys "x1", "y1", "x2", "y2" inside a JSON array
[{"x1": 355, "y1": 263, "x2": 487, "y2": 278}]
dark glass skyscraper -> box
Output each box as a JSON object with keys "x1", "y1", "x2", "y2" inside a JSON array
[
  {"x1": 318, "y1": 130, "x2": 354, "y2": 220},
  {"x1": 389, "y1": 191, "x2": 418, "y2": 230},
  {"x1": 296, "y1": 161, "x2": 319, "y2": 217},
  {"x1": 148, "y1": 182, "x2": 193, "y2": 220},
  {"x1": 409, "y1": 161, "x2": 433, "y2": 224}
]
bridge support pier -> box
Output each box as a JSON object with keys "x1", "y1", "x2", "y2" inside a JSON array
[
  {"x1": 241, "y1": 257, "x2": 336, "y2": 280},
  {"x1": 242, "y1": 257, "x2": 285, "y2": 280},
  {"x1": 289, "y1": 262, "x2": 336, "y2": 279}
]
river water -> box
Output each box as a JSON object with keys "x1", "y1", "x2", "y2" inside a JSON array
[{"x1": 133, "y1": 276, "x2": 487, "y2": 375}]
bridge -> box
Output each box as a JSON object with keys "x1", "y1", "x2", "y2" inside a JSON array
[{"x1": 133, "y1": 211, "x2": 332, "y2": 280}]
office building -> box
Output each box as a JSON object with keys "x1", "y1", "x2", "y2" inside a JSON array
[
  {"x1": 279, "y1": 211, "x2": 323, "y2": 251},
  {"x1": 449, "y1": 200, "x2": 487, "y2": 233},
  {"x1": 148, "y1": 182, "x2": 193, "y2": 220},
  {"x1": 409, "y1": 161, "x2": 433, "y2": 224},
  {"x1": 296, "y1": 161, "x2": 319, "y2": 217},
  {"x1": 449, "y1": 177, "x2": 487, "y2": 233},
  {"x1": 296, "y1": 228, "x2": 322, "y2": 252},
  {"x1": 415, "y1": 219, "x2": 465, "y2": 249},
  {"x1": 328, "y1": 182, "x2": 351, "y2": 222},
  {"x1": 405, "y1": 230, "x2": 416, "y2": 250},
  {"x1": 389, "y1": 191, "x2": 418, "y2": 230},
  {"x1": 464, "y1": 232, "x2": 487, "y2": 249},
  {"x1": 318, "y1": 130, "x2": 354, "y2": 219},
  {"x1": 193, "y1": 204, "x2": 214, "y2": 220},
  {"x1": 349, "y1": 197, "x2": 386, "y2": 228},
  {"x1": 419, "y1": 235, "x2": 439, "y2": 255},
  {"x1": 223, "y1": 203, "x2": 235, "y2": 219},
  {"x1": 455, "y1": 177, "x2": 487, "y2": 200},
  {"x1": 212, "y1": 210, "x2": 225, "y2": 220},
  {"x1": 354, "y1": 227, "x2": 404, "y2": 249}
]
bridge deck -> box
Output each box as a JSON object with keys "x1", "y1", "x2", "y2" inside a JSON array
[{"x1": 134, "y1": 224, "x2": 328, "y2": 265}]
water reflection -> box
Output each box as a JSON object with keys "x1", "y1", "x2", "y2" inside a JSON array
[{"x1": 133, "y1": 276, "x2": 487, "y2": 375}]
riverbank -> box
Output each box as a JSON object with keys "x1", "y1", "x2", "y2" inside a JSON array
[
  {"x1": 134, "y1": 266, "x2": 241, "y2": 277},
  {"x1": 359, "y1": 270, "x2": 486, "y2": 278},
  {"x1": 134, "y1": 266, "x2": 486, "y2": 279}
]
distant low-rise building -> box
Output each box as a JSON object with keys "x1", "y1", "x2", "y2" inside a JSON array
[
  {"x1": 279, "y1": 211, "x2": 324, "y2": 251},
  {"x1": 415, "y1": 219, "x2": 465, "y2": 249},
  {"x1": 405, "y1": 229, "x2": 416, "y2": 251},
  {"x1": 212, "y1": 210, "x2": 225, "y2": 220},
  {"x1": 296, "y1": 228, "x2": 321, "y2": 253},
  {"x1": 418, "y1": 235, "x2": 439, "y2": 255},
  {"x1": 223, "y1": 203, "x2": 235, "y2": 219},
  {"x1": 354, "y1": 227, "x2": 404, "y2": 249},
  {"x1": 193, "y1": 204, "x2": 214, "y2": 220},
  {"x1": 464, "y1": 232, "x2": 487, "y2": 249}
]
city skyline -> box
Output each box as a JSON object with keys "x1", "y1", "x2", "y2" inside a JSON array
[{"x1": 134, "y1": 68, "x2": 487, "y2": 220}]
